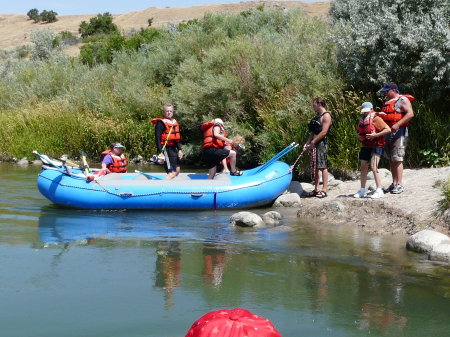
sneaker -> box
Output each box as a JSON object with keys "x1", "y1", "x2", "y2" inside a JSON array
[
  {"x1": 383, "y1": 183, "x2": 395, "y2": 193},
  {"x1": 353, "y1": 189, "x2": 367, "y2": 198},
  {"x1": 391, "y1": 184, "x2": 404, "y2": 194},
  {"x1": 371, "y1": 189, "x2": 384, "y2": 199}
]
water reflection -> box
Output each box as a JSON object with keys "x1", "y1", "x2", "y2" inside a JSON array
[{"x1": 28, "y1": 209, "x2": 450, "y2": 336}]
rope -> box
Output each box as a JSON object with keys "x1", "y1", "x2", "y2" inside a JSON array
[{"x1": 310, "y1": 146, "x2": 317, "y2": 182}]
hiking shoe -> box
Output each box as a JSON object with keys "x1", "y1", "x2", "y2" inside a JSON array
[
  {"x1": 391, "y1": 184, "x2": 404, "y2": 194},
  {"x1": 370, "y1": 189, "x2": 384, "y2": 199},
  {"x1": 353, "y1": 189, "x2": 367, "y2": 198},
  {"x1": 383, "y1": 183, "x2": 395, "y2": 193}
]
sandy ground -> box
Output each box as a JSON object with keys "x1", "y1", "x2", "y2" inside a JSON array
[
  {"x1": 296, "y1": 167, "x2": 450, "y2": 236},
  {"x1": 0, "y1": 1, "x2": 330, "y2": 53}
]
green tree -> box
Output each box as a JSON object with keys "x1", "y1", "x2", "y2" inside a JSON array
[
  {"x1": 330, "y1": 0, "x2": 450, "y2": 104},
  {"x1": 79, "y1": 13, "x2": 119, "y2": 38},
  {"x1": 26, "y1": 8, "x2": 40, "y2": 23},
  {"x1": 40, "y1": 10, "x2": 58, "y2": 23}
]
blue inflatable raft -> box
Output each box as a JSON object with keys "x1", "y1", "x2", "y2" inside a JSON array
[{"x1": 35, "y1": 144, "x2": 297, "y2": 210}]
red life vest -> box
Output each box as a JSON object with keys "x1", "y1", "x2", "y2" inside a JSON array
[
  {"x1": 381, "y1": 94, "x2": 414, "y2": 127},
  {"x1": 151, "y1": 118, "x2": 181, "y2": 147},
  {"x1": 357, "y1": 113, "x2": 385, "y2": 148},
  {"x1": 202, "y1": 122, "x2": 227, "y2": 149},
  {"x1": 101, "y1": 150, "x2": 128, "y2": 173}
]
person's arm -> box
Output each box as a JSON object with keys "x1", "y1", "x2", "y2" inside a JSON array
[
  {"x1": 367, "y1": 117, "x2": 391, "y2": 139},
  {"x1": 101, "y1": 155, "x2": 112, "y2": 173},
  {"x1": 155, "y1": 121, "x2": 165, "y2": 153},
  {"x1": 212, "y1": 126, "x2": 233, "y2": 145},
  {"x1": 303, "y1": 133, "x2": 314, "y2": 151},
  {"x1": 392, "y1": 98, "x2": 414, "y2": 132}
]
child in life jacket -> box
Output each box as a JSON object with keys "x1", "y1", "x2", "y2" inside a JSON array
[{"x1": 353, "y1": 102, "x2": 391, "y2": 199}]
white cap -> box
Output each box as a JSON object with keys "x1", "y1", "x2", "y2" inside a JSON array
[{"x1": 212, "y1": 118, "x2": 224, "y2": 126}]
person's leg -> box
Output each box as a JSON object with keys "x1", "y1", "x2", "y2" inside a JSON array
[
  {"x1": 360, "y1": 160, "x2": 369, "y2": 189},
  {"x1": 227, "y1": 150, "x2": 237, "y2": 173},
  {"x1": 221, "y1": 159, "x2": 230, "y2": 173},
  {"x1": 208, "y1": 166, "x2": 217, "y2": 180},
  {"x1": 371, "y1": 154, "x2": 382, "y2": 189},
  {"x1": 314, "y1": 168, "x2": 320, "y2": 192},
  {"x1": 322, "y1": 168, "x2": 329, "y2": 193}
]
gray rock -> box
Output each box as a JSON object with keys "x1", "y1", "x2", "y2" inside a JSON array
[
  {"x1": 32, "y1": 160, "x2": 43, "y2": 166},
  {"x1": 367, "y1": 168, "x2": 392, "y2": 180},
  {"x1": 406, "y1": 230, "x2": 450, "y2": 253},
  {"x1": 287, "y1": 181, "x2": 304, "y2": 196},
  {"x1": 325, "y1": 201, "x2": 346, "y2": 212},
  {"x1": 428, "y1": 241, "x2": 450, "y2": 262},
  {"x1": 300, "y1": 182, "x2": 314, "y2": 190},
  {"x1": 328, "y1": 179, "x2": 344, "y2": 187},
  {"x1": 230, "y1": 212, "x2": 265, "y2": 228},
  {"x1": 16, "y1": 158, "x2": 29, "y2": 166},
  {"x1": 132, "y1": 155, "x2": 144, "y2": 163},
  {"x1": 273, "y1": 193, "x2": 301, "y2": 207},
  {"x1": 262, "y1": 211, "x2": 283, "y2": 226}
]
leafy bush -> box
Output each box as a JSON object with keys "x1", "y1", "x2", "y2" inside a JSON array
[
  {"x1": 79, "y1": 13, "x2": 119, "y2": 38},
  {"x1": 31, "y1": 29, "x2": 61, "y2": 60},
  {"x1": 330, "y1": 0, "x2": 450, "y2": 105}
]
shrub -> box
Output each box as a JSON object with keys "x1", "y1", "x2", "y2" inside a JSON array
[
  {"x1": 31, "y1": 29, "x2": 60, "y2": 60},
  {"x1": 79, "y1": 13, "x2": 119, "y2": 38},
  {"x1": 330, "y1": 0, "x2": 450, "y2": 105}
]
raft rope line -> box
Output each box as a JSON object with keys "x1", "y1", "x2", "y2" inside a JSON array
[{"x1": 39, "y1": 170, "x2": 292, "y2": 198}]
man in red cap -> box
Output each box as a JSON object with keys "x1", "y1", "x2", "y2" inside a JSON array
[{"x1": 185, "y1": 308, "x2": 282, "y2": 337}]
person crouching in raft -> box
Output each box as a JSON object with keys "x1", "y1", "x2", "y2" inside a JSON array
[
  {"x1": 152, "y1": 104, "x2": 183, "y2": 180},
  {"x1": 353, "y1": 102, "x2": 391, "y2": 199},
  {"x1": 201, "y1": 118, "x2": 243, "y2": 179},
  {"x1": 100, "y1": 142, "x2": 128, "y2": 174}
]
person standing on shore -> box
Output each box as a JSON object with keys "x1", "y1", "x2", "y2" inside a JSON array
[
  {"x1": 353, "y1": 102, "x2": 391, "y2": 199},
  {"x1": 303, "y1": 97, "x2": 332, "y2": 198},
  {"x1": 378, "y1": 83, "x2": 415, "y2": 194},
  {"x1": 151, "y1": 104, "x2": 183, "y2": 180}
]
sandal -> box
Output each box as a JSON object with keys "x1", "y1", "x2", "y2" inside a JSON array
[
  {"x1": 315, "y1": 191, "x2": 327, "y2": 198},
  {"x1": 230, "y1": 170, "x2": 243, "y2": 176},
  {"x1": 306, "y1": 190, "x2": 319, "y2": 197}
]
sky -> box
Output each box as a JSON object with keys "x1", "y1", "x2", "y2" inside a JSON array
[{"x1": 1, "y1": 0, "x2": 320, "y2": 15}]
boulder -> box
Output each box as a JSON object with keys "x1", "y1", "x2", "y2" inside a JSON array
[
  {"x1": 262, "y1": 211, "x2": 283, "y2": 226},
  {"x1": 287, "y1": 181, "x2": 304, "y2": 196},
  {"x1": 16, "y1": 158, "x2": 29, "y2": 166},
  {"x1": 324, "y1": 201, "x2": 346, "y2": 213},
  {"x1": 367, "y1": 168, "x2": 392, "y2": 180},
  {"x1": 406, "y1": 230, "x2": 449, "y2": 253},
  {"x1": 429, "y1": 241, "x2": 450, "y2": 262},
  {"x1": 328, "y1": 179, "x2": 344, "y2": 187},
  {"x1": 132, "y1": 155, "x2": 144, "y2": 163},
  {"x1": 230, "y1": 212, "x2": 264, "y2": 228},
  {"x1": 32, "y1": 160, "x2": 43, "y2": 166},
  {"x1": 273, "y1": 193, "x2": 301, "y2": 207}
]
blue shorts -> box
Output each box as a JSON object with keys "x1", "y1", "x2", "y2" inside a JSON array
[{"x1": 359, "y1": 147, "x2": 383, "y2": 162}]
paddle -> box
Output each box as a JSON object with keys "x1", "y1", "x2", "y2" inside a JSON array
[
  {"x1": 33, "y1": 150, "x2": 86, "y2": 178},
  {"x1": 135, "y1": 170, "x2": 163, "y2": 180},
  {"x1": 80, "y1": 151, "x2": 93, "y2": 180},
  {"x1": 255, "y1": 143, "x2": 298, "y2": 173}
]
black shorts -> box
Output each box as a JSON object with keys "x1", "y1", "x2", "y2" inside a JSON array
[
  {"x1": 164, "y1": 146, "x2": 180, "y2": 173},
  {"x1": 359, "y1": 147, "x2": 383, "y2": 162},
  {"x1": 203, "y1": 147, "x2": 230, "y2": 169}
]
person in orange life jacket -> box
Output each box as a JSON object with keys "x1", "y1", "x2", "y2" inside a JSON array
[
  {"x1": 152, "y1": 104, "x2": 183, "y2": 180},
  {"x1": 303, "y1": 97, "x2": 332, "y2": 198},
  {"x1": 101, "y1": 142, "x2": 128, "y2": 173},
  {"x1": 202, "y1": 118, "x2": 242, "y2": 180},
  {"x1": 378, "y1": 83, "x2": 414, "y2": 194},
  {"x1": 353, "y1": 102, "x2": 391, "y2": 199}
]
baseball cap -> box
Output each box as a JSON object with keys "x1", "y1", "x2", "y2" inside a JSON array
[
  {"x1": 379, "y1": 83, "x2": 399, "y2": 92},
  {"x1": 360, "y1": 102, "x2": 373, "y2": 113},
  {"x1": 113, "y1": 143, "x2": 124, "y2": 148},
  {"x1": 213, "y1": 118, "x2": 224, "y2": 126}
]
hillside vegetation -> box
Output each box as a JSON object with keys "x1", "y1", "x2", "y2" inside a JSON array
[{"x1": 0, "y1": 1, "x2": 448, "y2": 173}]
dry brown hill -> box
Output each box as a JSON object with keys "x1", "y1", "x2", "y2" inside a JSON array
[{"x1": 0, "y1": 1, "x2": 330, "y2": 53}]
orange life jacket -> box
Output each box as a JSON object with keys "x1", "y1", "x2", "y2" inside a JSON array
[
  {"x1": 101, "y1": 150, "x2": 128, "y2": 173},
  {"x1": 381, "y1": 94, "x2": 414, "y2": 127},
  {"x1": 202, "y1": 122, "x2": 227, "y2": 149},
  {"x1": 151, "y1": 118, "x2": 181, "y2": 147},
  {"x1": 357, "y1": 113, "x2": 385, "y2": 148}
]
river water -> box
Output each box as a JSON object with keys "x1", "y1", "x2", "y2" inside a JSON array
[{"x1": 1, "y1": 163, "x2": 449, "y2": 337}]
